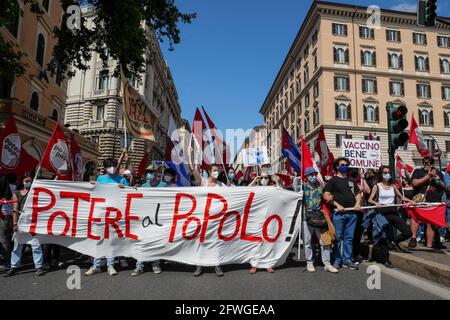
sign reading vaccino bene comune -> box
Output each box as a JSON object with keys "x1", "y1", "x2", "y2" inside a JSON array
[{"x1": 342, "y1": 139, "x2": 382, "y2": 169}]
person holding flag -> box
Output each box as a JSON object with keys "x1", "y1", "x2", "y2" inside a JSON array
[{"x1": 409, "y1": 156, "x2": 446, "y2": 249}]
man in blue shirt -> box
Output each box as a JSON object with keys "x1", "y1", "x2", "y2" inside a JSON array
[{"x1": 85, "y1": 158, "x2": 128, "y2": 277}]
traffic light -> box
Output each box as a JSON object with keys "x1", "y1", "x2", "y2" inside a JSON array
[
  {"x1": 425, "y1": 0, "x2": 437, "y2": 27},
  {"x1": 387, "y1": 103, "x2": 409, "y2": 152}
]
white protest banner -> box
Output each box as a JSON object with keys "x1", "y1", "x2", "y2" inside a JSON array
[
  {"x1": 242, "y1": 147, "x2": 269, "y2": 167},
  {"x1": 342, "y1": 139, "x2": 382, "y2": 169},
  {"x1": 16, "y1": 180, "x2": 302, "y2": 268}
]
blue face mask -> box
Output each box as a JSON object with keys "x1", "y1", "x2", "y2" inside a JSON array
[
  {"x1": 383, "y1": 174, "x2": 391, "y2": 181},
  {"x1": 307, "y1": 176, "x2": 317, "y2": 183},
  {"x1": 228, "y1": 173, "x2": 236, "y2": 180},
  {"x1": 146, "y1": 173, "x2": 155, "y2": 181},
  {"x1": 338, "y1": 165, "x2": 350, "y2": 173}
]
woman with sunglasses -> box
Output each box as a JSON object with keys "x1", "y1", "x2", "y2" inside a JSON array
[{"x1": 368, "y1": 166, "x2": 414, "y2": 253}]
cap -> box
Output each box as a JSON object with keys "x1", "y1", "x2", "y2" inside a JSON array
[{"x1": 304, "y1": 167, "x2": 317, "y2": 177}]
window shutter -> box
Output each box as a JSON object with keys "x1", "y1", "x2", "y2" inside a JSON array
[
  {"x1": 347, "y1": 104, "x2": 352, "y2": 120},
  {"x1": 362, "y1": 79, "x2": 367, "y2": 93},
  {"x1": 440, "y1": 59, "x2": 444, "y2": 73},
  {"x1": 389, "y1": 82, "x2": 393, "y2": 95},
  {"x1": 426, "y1": 57, "x2": 430, "y2": 71},
  {"x1": 398, "y1": 31, "x2": 401, "y2": 42},
  {"x1": 336, "y1": 135, "x2": 340, "y2": 147},
  {"x1": 346, "y1": 77, "x2": 350, "y2": 91},
  {"x1": 415, "y1": 56, "x2": 418, "y2": 70},
  {"x1": 335, "y1": 103, "x2": 339, "y2": 119},
  {"x1": 413, "y1": 33, "x2": 417, "y2": 44},
  {"x1": 443, "y1": 86, "x2": 446, "y2": 100},
  {"x1": 363, "y1": 105, "x2": 367, "y2": 121},
  {"x1": 424, "y1": 35, "x2": 427, "y2": 45},
  {"x1": 332, "y1": 24, "x2": 336, "y2": 35},
  {"x1": 361, "y1": 50, "x2": 364, "y2": 65},
  {"x1": 428, "y1": 85, "x2": 431, "y2": 99},
  {"x1": 333, "y1": 47, "x2": 337, "y2": 62},
  {"x1": 345, "y1": 49, "x2": 349, "y2": 63},
  {"x1": 359, "y1": 27, "x2": 363, "y2": 38},
  {"x1": 417, "y1": 84, "x2": 421, "y2": 98},
  {"x1": 399, "y1": 54, "x2": 403, "y2": 69},
  {"x1": 375, "y1": 106, "x2": 380, "y2": 122},
  {"x1": 343, "y1": 25, "x2": 348, "y2": 36},
  {"x1": 388, "y1": 53, "x2": 392, "y2": 68},
  {"x1": 370, "y1": 29, "x2": 375, "y2": 39},
  {"x1": 334, "y1": 77, "x2": 338, "y2": 91},
  {"x1": 445, "y1": 111, "x2": 449, "y2": 127},
  {"x1": 386, "y1": 30, "x2": 389, "y2": 41},
  {"x1": 374, "y1": 79, "x2": 378, "y2": 94},
  {"x1": 430, "y1": 111, "x2": 434, "y2": 126},
  {"x1": 373, "y1": 51, "x2": 377, "y2": 66},
  {"x1": 401, "y1": 82, "x2": 405, "y2": 96}
]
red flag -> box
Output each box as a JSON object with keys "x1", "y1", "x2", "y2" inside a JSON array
[
  {"x1": 275, "y1": 173, "x2": 293, "y2": 188},
  {"x1": 192, "y1": 108, "x2": 209, "y2": 171},
  {"x1": 71, "y1": 135, "x2": 82, "y2": 181},
  {"x1": 0, "y1": 116, "x2": 39, "y2": 175},
  {"x1": 396, "y1": 155, "x2": 405, "y2": 179},
  {"x1": 408, "y1": 115, "x2": 430, "y2": 157},
  {"x1": 285, "y1": 159, "x2": 294, "y2": 176},
  {"x1": 202, "y1": 106, "x2": 230, "y2": 168},
  {"x1": 314, "y1": 126, "x2": 335, "y2": 177},
  {"x1": 40, "y1": 123, "x2": 72, "y2": 180},
  {"x1": 235, "y1": 170, "x2": 244, "y2": 182},
  {"x1": 300, "y1": 136, "x2": 314, "y2": 179},
  {"x1": 406, "y1": 205, "x2": 447, "y2": 227},
  {"x1": 137, "y1": 152, "x2": 149, "y2": 178}
]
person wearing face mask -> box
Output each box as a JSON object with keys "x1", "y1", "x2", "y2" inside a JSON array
[
  {"x1": 4, "y1": 175, "x2": 45, "y2": 277},
  {"x1": 368, "y1": 166, "x2": 414, "y2": 254},
  {"x1": 225, "y1": 168, "x2": 237, "y2": 186},
  {"x1": 409, "y1": 156, "x2": 446, "y2": 249},
  {"x1": 141, "y1": 165, "x2": 162, "y2": 188},
  {"x1": 191, "y1": 164, "x2": 225, "y2": 277},
  {"x1": 248, "y1": 173, "x2": 275, "y2": 187},
  {"x1": 323, "y1": 157, "x2": 362, "y2": 270},
  {"x1": 84, "y1": 158, "x2": 128, "y2": 277},
  {"x1": 158, "y1": 168, "x2": 177, "y2": 187}
]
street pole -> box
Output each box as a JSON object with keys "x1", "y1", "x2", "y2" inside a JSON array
[{"x1": 386, "y1": 103, "x2": 396, "y2": 179}]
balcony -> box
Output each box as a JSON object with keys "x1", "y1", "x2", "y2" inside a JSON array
[{"x1": 0, "y1": 99, "x2": 46, "y2": 127}]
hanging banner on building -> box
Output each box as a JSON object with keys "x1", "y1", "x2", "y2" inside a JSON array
[
  {"x1": 242, "y1": 147, "x2": 270, "y2": 167},
  {"x1": 342, "y1": 139, "x2": 382, "y2": 169},
  {"x1": 120, "y1": 68, "x2": 158, "y2": 142},
  {"x1": 16, "y1": 180, "x2": 302, "y2": 268}
]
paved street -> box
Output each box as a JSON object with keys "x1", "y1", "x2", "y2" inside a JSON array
[{"x1": 1, "y1": 250, "x2": 448, "y2": 300}]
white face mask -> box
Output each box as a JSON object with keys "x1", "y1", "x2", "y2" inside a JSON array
[
  {"x1": 261, "y1": 178, "x2": 269, "y2": 186},
  {"x1": 106, "y1": 167, "x2": 116, "y2": 175},
  {"x1": 211, "y1": 171, "x2": 219, "y2": 179},
  {"x1": 164, "y1": 175, "x2": 172, "y2": 183}
]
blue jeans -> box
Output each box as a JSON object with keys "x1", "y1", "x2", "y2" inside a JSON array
[
  {"x1": 416, "y1": 224, "x2": 425, "y2": 238},
  {"x1": 10, "y1": 239, "x2": 43, "y2": 269},
  {"x1": 332, "y1": 212, "x2": 357, "y2": 266},
  {"x1": 136, "y1": 259, "x2": 160, "y2": 269},
  {"x1": 94, "y1": 257, "x2": 115, "y2": 268}
]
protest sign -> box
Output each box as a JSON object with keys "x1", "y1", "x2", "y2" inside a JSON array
[
  {"x1": 242, "y1": 147, "x2": 269, "y2": 167},
  {"x1": 16, "y1": 180, "x2": 302, "y2": 268},
  {"x1": 342, "y1": 139, "x2": 381, "y2": 169}
]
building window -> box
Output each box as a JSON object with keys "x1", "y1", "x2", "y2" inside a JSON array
[
  {"x1": 304, "y1": 65, "x2": 309, "y2": 83},
  {"x1": 390, "y1": 81, "x2": 404, "y2": 96},
  {"x1": 312, "y1": 30, "x2": 318, "y2": 43},
  {"x1": 362, "y1": 78, "x2": 377, "y2": 94},
  {"x1": 388, "y1": 53, "x2": 403, "y2": 69},
  {"x1": 36, "y1": 33, "x2": 45, "y2": 67},
  {"x1": 95, "y1": 104, "x2": 104, "y2": 121},
  {"x1": 332, "y1": 23, "x2": 347, "y2": 36},
  {"x1": 359, "y1": 26, "x2": 374, "y2": 39},
  {"x1": 446, "y1": 141, "x2": 450, "y2": 153},
  {"x1": 7, "y1": 5, "x2": 20, "y2": 38},
  {"x1": 442, "y1": 85, "x2": 450, "y2": 100},
  {"x1": 313, "y1": 82, "x2": 319, "y2": 98},
  {"x1": 42, "y1": 0, "x2": 50, "y2": 12},
  {"x1": 314, "y1": 54, "x2": 318, "y2": 71},
  {"x1": 334, "y1": 75, "x2": 349, "y2": 91},
  {"x1": 438, "y1": 36, "x2": 450, "y2": 48},
  {"x1": 334, "y1": 47, "x2": 349, "y2": 64},
  {"x1": 361, "y1": 50, "x2": 376, "y2": 67},
  {"x1": 413, "y1": 33, "x2": 427, "y2": 45},
  {"x1": 364, "y1": 105, "x2": 379, "y2": 123},
  {"x1": 415, "y1": 56, "x2": 429, "y2": 72},
  {"x1": 425, "y1": 139, "x2": 436, "y2": 153},
  {"x1": 440, "y1": 58, "x2": 450, "y2": 74},
  {"x1": 386, "y1": 30, "x2": 401, "y2": 42},
  {"x1": 313, "y1": 105, "x2": 319, "y2": 127},
  {"x1": 305, "y1": 92, "x2": 310, "y2": 108},
  {"x1": 50, "y1": 109, "x2": 58, "y2": 121},
  {"x1": 289, "y1": 86, "x2": 294, "y2": 103},
  {"x1": 444, "y1": 111, "x2": 450, "y2": 127},
  {"x1": 91, "y1": 136, "x2": 99, "y2": 144},
  {"x1": 30, "y1": 91, "x2": 39, "y2": 111},
  {"x1": 419, "y1": 109, "x2": 433, "y2": 126},
  {"x1": 298, "y1": 101, "x2": 302, "y2": 115},
  {"x1": 304, "y1": 112, "x2": 310, "y2": 133},
  {"x1": 336, "y1": 134, "x2": 352, "y2": 147},
  {"x1": 303, "y1": 45, "x2": 309, "y2": 58},
  {"x1": 417, "y1": 83, "x2": 431, "y2": 99},
  {"x1": 295, "y1": 78, "x2": 301, "y2": 95},
  {"x1": 335, "y1": 103, "x2": 351, "y2": 121},
  {"x1": 97, "y1": 70, "x2": 110, "y2": 90}
]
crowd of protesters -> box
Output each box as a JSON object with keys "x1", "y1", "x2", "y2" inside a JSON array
[{"x1": 0, "y1": 148, "x2": 449, "y2": 278}]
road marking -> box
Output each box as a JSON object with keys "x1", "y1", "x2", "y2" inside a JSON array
[{"x1": 373, "y1": 263, "x2": 450, "y2": 300}]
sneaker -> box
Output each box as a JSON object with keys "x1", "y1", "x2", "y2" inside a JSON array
[
  {"x1": 131, "y1": 267, "x2": 144, "y2": 276},
  {"x1": 324, "y1": 265, "x2": 339, "y2": 273},
  {"x1": 440, "y1": 236, "x2": 446, "y2": 243},
  {"x1": 249, "y1": 267, "x2": 257, "y2": 274},
  {"x1": 84, "y1": 266, "x2": 101, "y2": 276},
  {"x1": 3, "y1": 268, "x2": 16, "y2": 277},
  {"x1": 418, "y1": 237, "x2": 426, "y2": 244},
  {"x1": 355, "y1": 255, "x2": 367, "y2": 264},
  {"x1": 120, "y1": 259, "x2": 129, "y2": 269},
  {"x1": 306, "y1": 262, "x2": 316, "y2": 273},
  {"x1": 332, "y1": 263, "x2": 341, "y2": 270},
  {"x1": 416, "y1": 236, "x2": 422, "y2": 243},
  {"x1": 108, "y1": 266, "x2": 118, "y2": 276},
  {"x1": 152, "y1": 265, "x2": 162, "y2": 274},
  {"x1": 215, "y1": 266, "x2": 224, "y2": 277},
  {"x1": 343, "y1": 262, "x2": 359, "y2": 270},
  {"x1": 408, "y1": 238, "x2": 417, "y2": 248},
  {"x1": 36, "y1": 268, "x2": 46, "y2": 276},
  {"x1": 266, "y1": 267, "x2": 274, "y2": 273},
  {"x1": 433, "y1": 242, "x2": 447, "y2": 250},
  {"x1": 193, "y1": 266, "x2": 202, "y2": 277},
  {"x1": 384, "y1": 260, "x2": 395, "y2": 268}
]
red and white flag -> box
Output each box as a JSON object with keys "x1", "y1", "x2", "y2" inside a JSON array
[
  {"x1": 408, "y1": 115, "x2": 430, "y2": 157},
  {"x1": 40, "y1": 123, "x2": 72, "y2": 180},
  {"x1": 314, "y1": 126, "x2": 335, "y2": 177},
  {"x1": 192, "y1": 107, "x2": 209, "y2": 171},
  {"x1": 202, "y1": 106, "x2": 230, "y2": 168},
  {"x1": 395, "y1": 155, "x2": 414, "y2": 179},
  {"x1": 0, "y1": 116, "x2": 39, "y2": 174},
  {"x1": 71, "y1": 135, "x2": 82, "y2": 181}
]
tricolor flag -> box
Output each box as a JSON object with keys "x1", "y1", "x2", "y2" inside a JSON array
[
  {"x1": 281, "y1": 128, "x2": 301, "y2": 174},
  {"x1": 165, "y1": 116, "x2": 191, "y2": 186}
]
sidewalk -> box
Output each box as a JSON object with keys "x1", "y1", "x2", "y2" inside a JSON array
[{"x1": 360, "y1": 241, "x2": 450, "y2": 287}]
